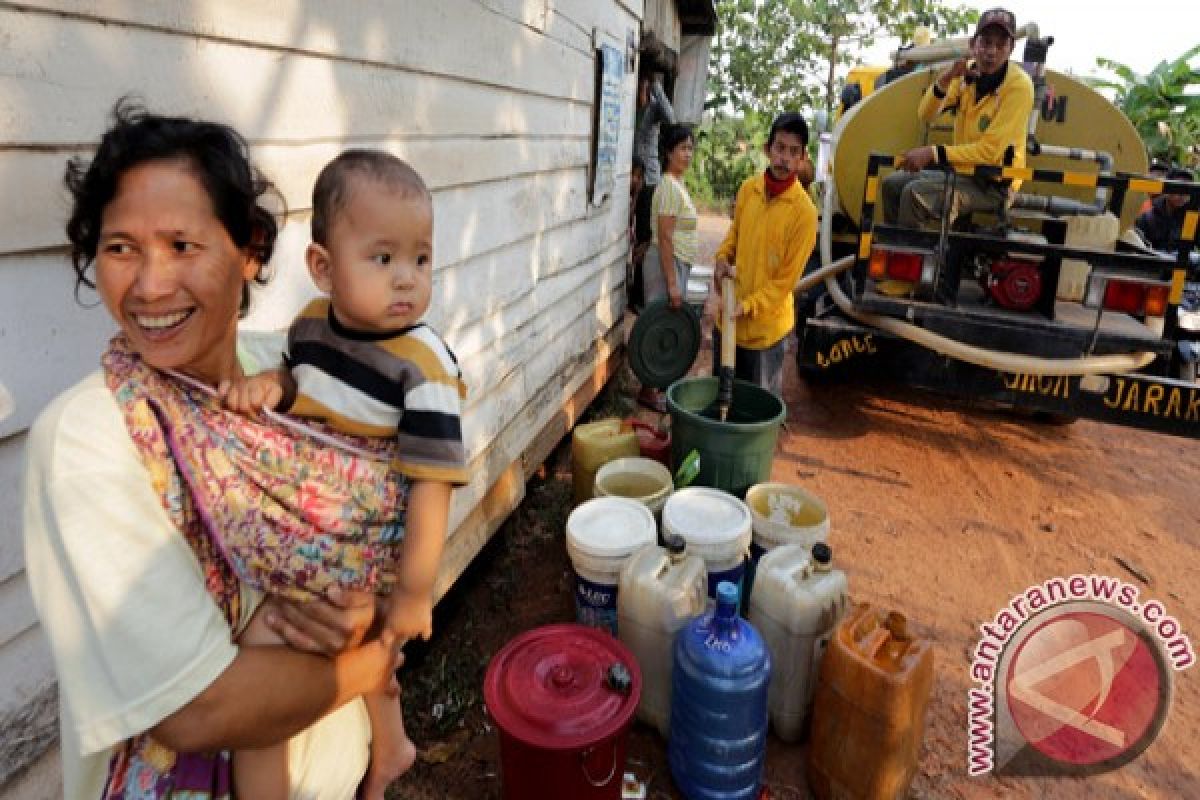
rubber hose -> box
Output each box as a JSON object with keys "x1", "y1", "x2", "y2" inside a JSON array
[{"x1": 812, "y1": 168, "x2": 1156, "y2": 377}]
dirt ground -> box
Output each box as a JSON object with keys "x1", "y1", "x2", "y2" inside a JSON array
[{"x1": 393, "y1": 214, "x2": 1199, "y2": 799}]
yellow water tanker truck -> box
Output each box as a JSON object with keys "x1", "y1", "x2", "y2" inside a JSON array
[{"x1": 796, "y1": 25, "x2": 1200, "y2": 438}]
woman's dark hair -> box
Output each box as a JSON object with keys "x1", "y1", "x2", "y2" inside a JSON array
[
  {"x1": 64, "y1": 98, "x2": 281, "y2": 313},
  {"x1": 658, "y1": 123, "x2": 694, "y2": 172}
]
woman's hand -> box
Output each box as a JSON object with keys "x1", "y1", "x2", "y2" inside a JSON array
[
  {"x1": 714, "y1": 256, "x2": 735, "y2": 285},
  {"x1": 667, "y1": 279, "x2": 683, "y2": 309},
  {"x1": 263, "y1": 586, "x2": 379, "y2": 656}
]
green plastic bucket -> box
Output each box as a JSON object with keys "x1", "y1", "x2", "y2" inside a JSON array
[{"x1": 666, "y1": 377, "x2": 786, "y2": 498}]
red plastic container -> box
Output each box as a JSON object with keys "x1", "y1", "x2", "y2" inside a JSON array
[
  {"x1": 485, "y1": 624, "x2": 642, "y2": 800},
  {"x1": 625, "y1": 418, "x2": 671, "y2": 467}
]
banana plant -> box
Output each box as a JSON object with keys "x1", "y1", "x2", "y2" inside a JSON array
[{"x1": 1088, "y1": 44, "x2": 1200, "y2": 167}]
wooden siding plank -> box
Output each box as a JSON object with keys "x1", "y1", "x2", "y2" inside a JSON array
[
  {"x1": 0, "y1": 574, "x2": 37, "y2": 651},
  {"x1": 435, "y1": 322, "x2": 624, "y2": 602},
  {"x1": 455, "y1": 260, "x2": 624, "y2": 473},
  {"x1": 0, "y1": 137, "x2": 590, "y2": 255},
  {"x1": 0, "y1": 438, "x2": 29, "y2": 582},
  {"x1": 0, "y1": 9, "x2": 593, "y2": 147},
  {"x1": 448, "y1": 277, "x2": 624, "y2": 528},
  {"x1": 9, "y1": 0, "x2": 594, "y2": 102},
  {"x1": 0, "y1": 255, "x2": 116, "y2": 438}
]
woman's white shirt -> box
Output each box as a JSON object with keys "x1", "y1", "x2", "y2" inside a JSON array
[{"x1": 22, "y1": 335, "x2": 369, "y2": 799}]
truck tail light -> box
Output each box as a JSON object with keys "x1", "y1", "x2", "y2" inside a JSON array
[
  {"x1": 1084, "y1": 275, "x2": 1170, "y2": 317},
  {"x1": 869, "y1": 248, "x2": 926, "y2": 282}
]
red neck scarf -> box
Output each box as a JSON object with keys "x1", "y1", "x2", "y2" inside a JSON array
[{"x1": 763, "y1": 168, "x2": 796, "y2": 199}]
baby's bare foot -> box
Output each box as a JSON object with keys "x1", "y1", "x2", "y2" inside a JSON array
[{"x1": 359, "y1": 736, "x2": 417, "y2": 800}]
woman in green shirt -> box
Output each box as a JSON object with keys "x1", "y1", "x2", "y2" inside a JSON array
[
  {"x1": 644, "y1": 124, "x2": 698, "y2": 311},
  {"x1": 639, "y1": 124, "x2": 698, "y2": 410}
]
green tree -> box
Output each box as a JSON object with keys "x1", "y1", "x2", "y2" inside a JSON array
[
  {"x1": 1088, "y1": 45, "x2": 1200, "y2": 167},
  {"x1": 709, "y1": 0, "x2": 977, "y2": 122},
  {"x1": 685, "y1": 112, "x2": 770, "y2": 211}
]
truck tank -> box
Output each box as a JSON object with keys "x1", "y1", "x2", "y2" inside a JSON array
[{"x1": 830, "y1": 68, "x2": 1148, "y2": 232}]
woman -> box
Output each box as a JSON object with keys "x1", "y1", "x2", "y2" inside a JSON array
[
  {"x1": 639, "y1": 123, "x2": 698, "y2": 410},
  {"x1": 22, "y1": 101, "x2": 398, "y2": 799}
]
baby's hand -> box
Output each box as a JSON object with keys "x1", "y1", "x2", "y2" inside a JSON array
[
  {"x1": 218, "y1": 371, "x2": 285, "y2": 416},
  {"x1": 382, "y1": 590, "x2": 433, "y2": 648}
]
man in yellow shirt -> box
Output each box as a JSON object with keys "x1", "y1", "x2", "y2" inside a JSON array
[
  {"x1": 713, "y1": 113, "x2": 818, "y2": 396},
  {"x1": 882, "y1": 7, "x2": 1034, "y2": 228}
]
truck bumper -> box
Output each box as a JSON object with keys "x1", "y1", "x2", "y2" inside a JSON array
[{"x1": 798, "y1": 315, "x2": 1200, "y2": 439}]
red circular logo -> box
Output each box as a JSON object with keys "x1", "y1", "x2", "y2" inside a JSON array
[{"x1": 1005, "y1": 610, "x2": 1167, "y2": 767}]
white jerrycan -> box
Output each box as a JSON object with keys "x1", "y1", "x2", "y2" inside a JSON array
[
  {"x1": 747, "y1": 542, "x2": 849, "y2": 742},
  {"x1": 617, "y1": 534, "x2": 707, "y2": 737}
]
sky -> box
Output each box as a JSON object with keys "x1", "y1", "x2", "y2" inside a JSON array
[{"x1": 863, "y1": 0, "x2": 1198, "y2": 78}]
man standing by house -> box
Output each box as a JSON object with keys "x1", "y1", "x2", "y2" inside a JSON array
[
  {"x1": 881, "y1": 7, "x2": 1034, "y2": 229},
  {"x1": 712, "y1": 113, "x2": 818, "y2": 397}
]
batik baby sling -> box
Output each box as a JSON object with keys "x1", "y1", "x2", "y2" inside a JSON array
[{"x1": 100, "y1": 335, "x2": 406, "y2": 799}]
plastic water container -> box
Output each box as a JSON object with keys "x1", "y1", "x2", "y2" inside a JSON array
[
  {"x1": 743, "y1": 482, "x2": 830, "y2": 604},
  {"x1": 808, "y1": 604, "x2": 934, "y2": 800},
  {"x1": 572, "y1": 419, "x2": 640, "y2": 506},
  {"x1": 616, "y1": 536, "x2": 707, "y2": 737},
  {"x1": 566, "y1": 497, "x2": 657, "y2": 635},
  {"x1": 669, "y1": 582, "x2": 770, "y2": 800},
  {"x1": 594, "y1": 457, "x2": 674, "y2": 520},
  {"x1": 667, "y1": 377, "x2": 785, "y2": 498},
  {"x1": 1058, "y1": 212, "x2": 1119, "y2": 301},
  {"x1": 485, "y1": 624, "x2": 641, "y2": 800},
  {"x1": 745, "y1": 482, "x2": 830, "y2": 560},
  {"x1": 747, "y1": 543, "x2": 849, "y2": 743},
  {"x1": 624, "y1": 417, "x2": 672, "y2": 467},
  {"x1": 662, "y1": 487, "x2": 752, "y2": 600}
]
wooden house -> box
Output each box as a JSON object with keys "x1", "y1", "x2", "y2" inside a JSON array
[{"x1": 0, "y1": 0, "x2": 716, "y2": 794}]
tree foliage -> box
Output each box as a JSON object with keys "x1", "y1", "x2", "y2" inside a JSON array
[
  {"x1": 685, "y1": 111, "x2": 770, "y2": 211},
  {"x1": 1088, "y1": 45, "x2": 1200, "y2": 167},
  {"x1": 708, "y1": 0, "x2": 977, "y2": 121}
]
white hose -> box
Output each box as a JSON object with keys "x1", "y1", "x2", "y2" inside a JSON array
[{"x1": 812, "y1": 168, "x2": 1156, "y2": 376}]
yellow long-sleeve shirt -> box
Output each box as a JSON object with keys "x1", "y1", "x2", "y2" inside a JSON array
[
  {"x1": 714, "y1": 174, "x2": 818, "y2": 349},
  {"x1": 918, "y1": 61, "x2": 1034, "y2": 190}
]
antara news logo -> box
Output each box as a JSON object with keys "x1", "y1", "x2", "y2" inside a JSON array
[{"x1": 967, "y1": 574, "x2": 1194, "y2": 777}]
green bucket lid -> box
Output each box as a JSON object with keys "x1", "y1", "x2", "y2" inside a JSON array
[{"x1": 628, "y1": 299, "x2": 701, "y2": 389}]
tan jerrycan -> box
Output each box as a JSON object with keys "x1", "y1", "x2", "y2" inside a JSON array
[
  {"x1": 808, "y1": 603, "x2": 934, "y2": 800},
  {"x1": 571, "y1": 419, "x2": 640, "y2": 506},
  {"x1": 616, "y1": 535, "x2": 707, "y2": 737},
  {"x1": 746, "y1": 542, "x2": 849, "y2": 742}
]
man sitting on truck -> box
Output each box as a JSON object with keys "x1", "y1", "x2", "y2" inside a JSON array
[{"x1": 881, "y1": 7, "x2": 1034, "y2": 229}]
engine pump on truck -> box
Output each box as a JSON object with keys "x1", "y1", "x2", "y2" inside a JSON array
[{"x1": 796, "y1": 20, "x2": 1200, "y2": 439}]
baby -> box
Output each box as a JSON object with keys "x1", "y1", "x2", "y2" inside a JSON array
[{"x1": 222, "y1": 150, "x2": 467, "y2": 800}]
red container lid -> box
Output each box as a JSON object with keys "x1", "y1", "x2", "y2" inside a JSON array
[{"x1": 484, "y1": 624, "x2": 641, "y2": 751}]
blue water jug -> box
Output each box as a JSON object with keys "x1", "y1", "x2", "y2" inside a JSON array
[{"x1": 668, "y1": 581, "x2": 771, "y2": 800}]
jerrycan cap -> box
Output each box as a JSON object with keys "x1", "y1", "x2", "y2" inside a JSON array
[
  {"x1": 716, "y1": 580, "x2": 740, "y2": 610},
  {"x1": 484, "y1": 624, "x2": 641, "y2": 750},
  {"x1": 811, "y1": 542, "x2": 832, "y2": 566},
  {"x1": 663, "y1": 533, "x2": 687, "y2": 556}
]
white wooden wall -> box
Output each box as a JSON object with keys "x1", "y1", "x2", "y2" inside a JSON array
[{"x1": 0, "y1": 0, "x2": 653, "y2": 792}]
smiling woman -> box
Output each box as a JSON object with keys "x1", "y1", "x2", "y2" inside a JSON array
[
  {"x1": 23, "y1": 100, "x2": 396, "y2": 800},
  {"x1": 90, "y1": 161, "x2": 260, "y2": 385}
]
